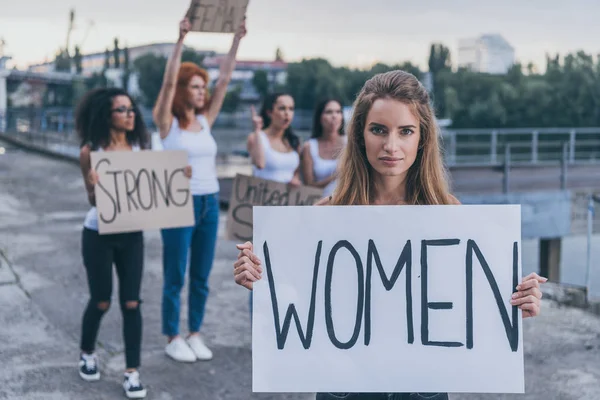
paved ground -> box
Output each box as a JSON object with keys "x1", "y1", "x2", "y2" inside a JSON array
[{"x1": 0, "y1": 142, "x2": 599, "y2": 399}]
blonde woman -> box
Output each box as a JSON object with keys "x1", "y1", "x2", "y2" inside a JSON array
[{"x1": 233, "y1": 70, "x2": 547, "y2": 399}]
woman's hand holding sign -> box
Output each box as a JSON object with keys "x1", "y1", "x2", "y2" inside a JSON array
[
  {"x1": 234, "y1": 241, "x2": 262, "y2": 290},
  {"x1": 184, "y1": 165, "x2": 192, "y2": 179},
  {"x1": 510, "y1": 272, "x2": 547, "y2": 318},
  {"x1": 87, "y1": 168, "x2": 99, "y2": 187}
]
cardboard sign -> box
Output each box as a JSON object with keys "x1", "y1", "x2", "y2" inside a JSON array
[
  {"x1": 90, "y1": 150, "x2": 194, "y2": 234},
  {"x1": 186, "y1": 0, "x2": 249, "y2": 33},
  {"x1": 226, "y1": 174, "x2": 323, "y2": 241},
  {"x1": 252, "y1": 205, "x2": 524, "y2": 393}
]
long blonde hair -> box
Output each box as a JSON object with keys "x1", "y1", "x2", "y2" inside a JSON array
[{"x1": 332, "y1": 70, "x2": 452, "y2": 206}]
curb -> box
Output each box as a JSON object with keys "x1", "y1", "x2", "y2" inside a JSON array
[
  {"x1": 541, "y1": 282, "x2": 600, "y2": 316},
  {"x1": 0, "y1": 133, "x2": 80, "y2": 166}
]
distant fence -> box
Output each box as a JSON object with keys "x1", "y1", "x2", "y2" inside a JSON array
[{"x1": 2, "y1": 107, "x2": 600, "y2": 167}]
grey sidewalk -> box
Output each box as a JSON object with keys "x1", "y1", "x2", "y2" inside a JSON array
[{"x1": 0, "y1": 142, "x2": 599, "y2": 399}]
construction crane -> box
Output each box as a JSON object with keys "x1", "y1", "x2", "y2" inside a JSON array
[
  {"x1": 79, "y1": 20, "x2": 96, "y2": 50},
  {"x1": 65, "y1": 9, "x2": 75, "y2": 57}
]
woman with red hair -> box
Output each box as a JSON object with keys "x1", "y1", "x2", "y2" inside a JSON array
[{"x1": 153, "y1": 16, "x2": 246, "y2": 363}]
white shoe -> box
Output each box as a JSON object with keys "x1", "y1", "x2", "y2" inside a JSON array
[
  {"x1": 165, "y1": 337, "x2": 197, "y2": 363},
  {"x1": 123, "y1": 370, "x2": 147, "y2": 399},
  {"x1": 79, "y1": 353, "x2": 100, "y2": 381},
  {"x1": 186, "y1": 335, "x2": 213, "y2": 361}
]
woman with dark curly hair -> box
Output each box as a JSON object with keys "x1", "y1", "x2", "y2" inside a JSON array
[{"x1": 76, "y1": 87, "x2": 149, "y2": 399}]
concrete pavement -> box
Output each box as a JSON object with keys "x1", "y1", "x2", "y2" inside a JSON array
[{"x1": 0, "y1": 142, "x2": 599, "y2": 399}]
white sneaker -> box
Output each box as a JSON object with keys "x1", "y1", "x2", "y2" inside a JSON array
[
  {"x1": 186, "y1": 335, "x2": 213, "y2": 361},
  {"x1": 79, "y1": 353, "x2": 100, "y2": 381},
  {"x1": 165, "y1": 337, "x2": 197, "y2": 363},
  {"x1": 123, "y1": 370, "x2": 147, "y2": 399}
]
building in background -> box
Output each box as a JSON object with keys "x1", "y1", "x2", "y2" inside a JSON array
[
  {"x1": 28, "y1": 43, "x2": 216, "y2": 77},
  {"x1": 458, "y1": 34, "x2": 515, "y2": 74},
  {"x1": 27, "y1": 43, "x2": 287, "y2": 104}
]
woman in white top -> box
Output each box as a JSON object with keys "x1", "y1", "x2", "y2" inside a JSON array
[
  {"x1": 152, "y1": 16, "x2": 246, "y2": 363},
  {"x1": 76, "y1": 88, "x2": 150, "y2": 398},
  {"x1": 301, "y1": 98, "x2": 347, "y2": 197},
  {"x1": 247, "y1": 92, "x2": 302, "y2": 186}
]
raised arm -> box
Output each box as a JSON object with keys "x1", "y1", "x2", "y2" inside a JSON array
[
  {"x1": 205, "y1": 18, "x2": 247, "y2": 126},
  {"x1": 153, "y1": 19, "x2": 189, "y2": 139},
  {"x1": 247, "y1": 105, "x2": 266, "y2": 169}
]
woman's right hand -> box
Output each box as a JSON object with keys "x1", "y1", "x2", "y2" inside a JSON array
[
  {"x1": 86, "y1": 168, "x2": 99, "y2": 187},
  {"x1": 234, "y1": 241, "x2": 263, "y2": 290},
  {"x1": 179, "y1": 18, "x2": 191, "y2": 42},
  {"x1": 250, "y1": 105, "x2": 263, "y2": 133}
]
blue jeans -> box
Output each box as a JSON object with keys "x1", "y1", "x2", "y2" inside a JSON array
[{"x1": 161, "y1": 193, "x2": 219, "y2": 337}]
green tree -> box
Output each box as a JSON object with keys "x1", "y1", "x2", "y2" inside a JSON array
[
  {"x1": 133, "y1": 53, "x2": 167, "y2": 106},
  {"x1": 104, "y1": 48, "x2": 110, "y2": 69},
  {"x1": 54, "y1": 49, "x2": 71, "y2": 72},
  {"x1": 182, "y1": 49, "x2": 205, "y2": 66},
  {"x1": 252, "y1": 69, "x2": 269, "y2": 100},
  {"x1": 113, "y1": 38, "x2": 121, "y2": 68},
  {"x1": 428, "y1": 43, "x2": 452, "y2": 118},
  {"x1": 122, "y1": 46, "x2": 130, "y2": 89},
  {"x1": 73, "y1": 46, "x2": 83, "y2": 74},
  {"x1": 222, "y1": 85, "x2": 242, "y2": 112},
  {"x1": 275, "y1": 47, "x2": 284, "y2": 62}
]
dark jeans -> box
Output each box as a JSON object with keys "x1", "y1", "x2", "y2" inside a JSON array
[
  {"x1": 316, "y1": 393, "x2": 449, "y2": 400},
  {"x1": 161, "y1": 193, "x2": 220, "y2": 336},
  {"x1": 80, "y1": 228, "x2": 144, "y2": 369}
]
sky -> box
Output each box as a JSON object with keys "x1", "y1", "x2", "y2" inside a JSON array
[{"x1": 1, "y1": 0, "x2": 600, "y2": 71}]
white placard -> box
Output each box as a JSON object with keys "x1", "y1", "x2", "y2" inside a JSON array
[
  {"x1": 252, "y1": 205, "x2": 524, "y2": 393},
  {"x1": 91, "y1": 150, "x2": 194, "y2": 234}
]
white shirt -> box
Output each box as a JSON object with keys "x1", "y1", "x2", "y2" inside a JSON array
[
  {"x1": 161, "y1": 115, "x2": 219, "y2": 196},
  {"x1": 252, "y1": 131, "x2": 299, "y2": 183},
  {"x1": 308, "y1": 138, "x2": 341, "y2": 197}
]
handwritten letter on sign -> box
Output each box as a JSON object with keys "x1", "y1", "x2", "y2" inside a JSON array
[
  {"x1": 252, "y1": 205, "x2": 524, "y2": 393},
  {"x1": 90, "y1": 150, "x2": 194, "y2": 234},
  {"x1": 226, "y1": 174, "x2": 323, "y2": 241},
  {"x1": 186, "y1": 0, "x2": 249, "y2": 33}
]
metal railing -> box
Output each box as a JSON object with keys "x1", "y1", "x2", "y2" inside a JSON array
[
  {"x1": 3, "y1": 107, "x2": 600, "y2": 168},
  {"x1": 442, "y1": 128, "x2": 600, "y2": 166}
]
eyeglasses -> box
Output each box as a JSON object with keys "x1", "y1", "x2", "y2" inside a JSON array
[{"x1": 111, "y1": 107, "x2": 136, "y2": 115}]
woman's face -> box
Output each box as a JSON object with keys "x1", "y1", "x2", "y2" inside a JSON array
[
  {"x1": 320, "y1": 101, "x2": 343, "y2": 135},
  {"x1": 268, "y1": 95, "x2": 295, "y2": 130},
  {"x1": 110, "y1": 95, "x2": 135, "y2": 132},
  {"x1": 363, "y1": 98, "x2": 421, "y2": 180},
  {"x1": 187, "y1": 75, "x2": 207, "y2": 109}
]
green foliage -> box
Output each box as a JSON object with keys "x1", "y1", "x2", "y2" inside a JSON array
[
  {"x1": 282, "y1": 59, "x2": 422, "y2": 109},
  {"x1": 222, "y1": 85, "x2": 242, "y2": 112},
  {"x1": 133, "y1": 53, "x2": 167, "y2": 107},
  {"x1": 132, "y1": 49, "x2": 205, "y2": 107},
  {"x1": 252, "y1": 69, "x2": 269, "y2": 100}
]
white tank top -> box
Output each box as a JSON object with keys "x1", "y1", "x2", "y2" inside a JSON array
[
  {"x1": 161, "y1": 115, "x2": 219, "y2": 196},
  {"x1": 83, "y1": 145, "x2": 141, "y2": 231},
  {"x1": 308, "y1": 138, "x2": 341, "y2": 197},
  {"x1": 252, "y1": 131, "x2": 300, "y2": 183}
]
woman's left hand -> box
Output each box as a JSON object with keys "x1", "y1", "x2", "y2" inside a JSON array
[
  {"x1": 510, "y1": 272, "x2": 548, "y2": 318},
  {"x1": 289, "y1": 176, "x2": 302, "y2": 188},
  {"x1": 184, "y1": 165, "x2": 192, "y2": 179}
]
